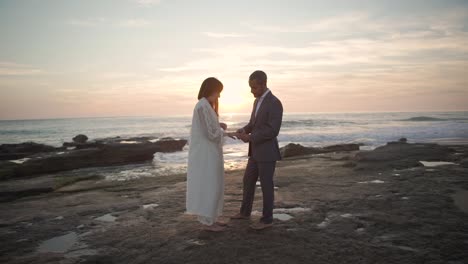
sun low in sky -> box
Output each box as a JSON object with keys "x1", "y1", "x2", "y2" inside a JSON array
[{"x1": 1, "y1": 0, "x2": 468, "y2": 120}]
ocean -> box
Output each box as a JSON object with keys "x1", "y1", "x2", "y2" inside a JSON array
[{"x1": 1, "y1": 111, "x2": 468, "y2": 180}]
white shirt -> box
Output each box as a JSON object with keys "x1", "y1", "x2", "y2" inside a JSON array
[{"x1": 255, "y1": 88, "x2": 270, "y2": 117}]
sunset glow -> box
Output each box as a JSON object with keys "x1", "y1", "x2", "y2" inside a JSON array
[
  {"x1": 219, "y1": 79, "x2": 253, "y2": 113},
  {"x1": 1, "y1": 0, "x2": 468, "y2": 120}
]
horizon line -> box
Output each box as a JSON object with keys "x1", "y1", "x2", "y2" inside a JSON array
[{"x1": 1, "y1": 109, "x2": 468, "y2": 122}]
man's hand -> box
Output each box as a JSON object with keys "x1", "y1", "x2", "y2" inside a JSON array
[
  {"x1": 226, "y1": 132, "x2": 238, "y2": 139},
  {"x1": 236, "y1": 133, "x2": 250, "y2": 143},
  {"x1": 236, "y1": 128, "x2": 244, "y2": 134},
  {"x1": 220, "y1": 122, "x2": 227, "y2": 131}
]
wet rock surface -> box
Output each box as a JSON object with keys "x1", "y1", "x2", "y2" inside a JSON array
[
  {"x1": 0, "y1": 137, "x2": 187, "y2": 180},
  {"x1": 280, "y1": 143, "x2": 360, "y2": 158},
  {"x1": 0, "y1": 142, "x2": 58, "y2": 160},
  {"x1": 0, "y1": 143, "x2": 467, "y2": 263},
  {"x1": 353, "y1": 141, "x2": 458, "y2": 170}
]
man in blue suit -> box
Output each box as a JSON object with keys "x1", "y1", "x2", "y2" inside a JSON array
[{"x1": 232, "y1": 70, "x2": 283, "y2": 230}]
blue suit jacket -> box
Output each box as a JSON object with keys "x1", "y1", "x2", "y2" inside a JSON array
[{"x1": 243, "y1": 91, "x2": 283, "y2": 162}]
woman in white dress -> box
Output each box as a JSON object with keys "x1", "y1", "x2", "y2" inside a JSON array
[{"x1": 186, "y1": 77, "x2": 235, "y2": 232}]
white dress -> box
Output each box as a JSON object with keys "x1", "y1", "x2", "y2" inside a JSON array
[{"x1": 186, "y1": 98, "x2": 225, "y2": 225}]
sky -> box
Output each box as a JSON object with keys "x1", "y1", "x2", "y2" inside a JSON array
[{"x1": 1, "y1": 0, "x2": 468, "y2": 120}]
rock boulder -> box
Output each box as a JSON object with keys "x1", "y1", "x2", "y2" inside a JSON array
[
  {"x1": 0, "y1": 142, "x2": 58, "y2": 160},
  {"x1": 280, "y1": 143, "x2": 360, "y2": 158},
  {"x1": 354, "y1": 141, "x2": 455, "y2": 170},
  {"x1": 0, "y1": 137, "x2": 187, "y2": 180}
]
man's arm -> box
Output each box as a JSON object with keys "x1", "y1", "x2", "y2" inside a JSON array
[
  {"x1": 239, "y1": 120, "x2": 253, "y2": 134},
  {"x1": 249, "y1": 98, "x2": 283, "y2": 144}
]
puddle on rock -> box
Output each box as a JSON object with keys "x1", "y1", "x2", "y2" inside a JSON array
[
  {"x1": 38, "y1": 232, "x2": 78, "y2": 253},
  {"x1": 95, "y1": 214, "x2": 117, "y2": 222},
  {"x1": 65, "y1": 248, "x2": 98, "y2": 258},
  {"x1": 452, "y1": 189, "x2": 468, "y2": 214},
  {"x1": 143, "y1": 203, "x2": 159, "y2": 209},
  {"x1": 358, "y1": 180, "x2": 385, "y2": 184},
  {"x1": 356, "y1": 228, "x2": 365, "y2": 233},
  {"x1": 419, "y1": 161, "x2": 456, "y2": 167},
  {"x1": 120, "y1": 141, "x2": 140, "y2": 144},
  {"x1": 273, "y1": 214, "x2": 293, "y2": 221},
  {"x1": 273, "y1": 207, "x2": 311, "y2": 214},
  {"x1": 317, "y1": 218, "x2": 331, "y2": 228},
  {"x1": 187, "y1": 239, "x2": 205, "y2": 246},
  {"x1": 252, "y1": 210, "x2": 295, "y2": 221},
  {"x1": 38, "y1": 231, "x2": 98, "y2": 258},
  {"x1": 10, "y1": 158, "x2": 30, "y2": 164},
  {"x1": 273, "y1": 213, "x2": 293, "y2": 221}
]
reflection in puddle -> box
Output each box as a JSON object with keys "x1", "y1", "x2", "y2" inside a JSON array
[
  {"x1": 95, "y1": 214, "x2": 117, "y2": 222},
  {"x1": 37, "y1": 231, "x2": 98, "y2": 258},
  {"x1": 10, "y1": 158, "x2": 30, "y2": 164},
  {"x1": 317, "y1": 218, "x2": 331, "y2": 228},
  {"x1": 143, "y1": 203, "x2": 159, "y2": 209},
  {"x1": 420, "y1": 161, "x2": 456, "y2": 167},
  {"x1": 358, "y1": 180, "x2": 385, "y2": 184},
  {"x1": 65, "y1": 248, "x2": 98, "y2": 258},
  {"x1": 120, "y1": 141, "x2": 140, "y2": 144},
  {"x1": 38, "y1": 232, "x2": 78, "y2": 253},
  {"x1": 273, "y1": 207, "x2": 311, "y2": 213},
  {"x1": 253, "y1": 207, "x2": 312, "y2": 221},
  {"x1": 273, "y1": 213, "x2": 293, "y2": 221},
  {"x1": 356, "y1": 228, "x2": 365, "y2": 233},
  {"x1": 187, "y1": 239, "x2": 205, "y2": 246},
  {"x1": 453, "y1": 189, "x2": 468, "y2": 214}
]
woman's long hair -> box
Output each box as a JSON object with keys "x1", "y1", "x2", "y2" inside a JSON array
[{"x1": 197, "y1": 77, "x2": 223, "y2": 116}]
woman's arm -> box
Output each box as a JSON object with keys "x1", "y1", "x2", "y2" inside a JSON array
[{"x1": 197, "y1": 104, "x2": 224, "y2": 143}]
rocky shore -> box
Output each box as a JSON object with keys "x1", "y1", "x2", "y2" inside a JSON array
[
  {"x1": 0, "y1": 140, "x2": 467, "y2": 264},
  {"x1": 0, "y1": 135, "x2": 187, "y2": 180}
]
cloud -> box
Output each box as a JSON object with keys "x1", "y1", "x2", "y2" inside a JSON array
[
  {"x1": 49, "y1": 73, "x2": 197, "y2": 117},
  {"x1": 246, "y1": 8, "x2": 468, "y2": 45},
  {"x1": 0, "y1": 62, "x2": 43, "y2": 76},
  {"x1": 67, "y1": 18, "x2": 106, "y2": 27},
  {"x1": 134, "y1": 0, "x2": 161, "y2": 6},
  {"x1": 202, "y1": 32, "x2": 249, "y2": 38},
  {"x1": 246, "y1": 12, "x2": 373, "y2": 34},
  {"x1": 119, "y1": 19, "x2": 152, "y2": 27},
  {"x1": 156, "y1": 8, "x2": 468, "y2": 112},
  {"x1": 99, "y1": 72, "x2": 148, "y2": 80},
  {"x1": 162, "y1": 8, "x2": 468, "y2": 74},
  {"x1": 68, "y1": 18, "x2": 153, "y2": 28}
]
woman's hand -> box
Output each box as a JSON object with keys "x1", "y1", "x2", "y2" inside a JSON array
[
  {"x1": 226, "y1": 132, "x2": 238, "y2": 139},
  {"x1": 220, "y1": 122, "x2": 227, "y2": 130}
]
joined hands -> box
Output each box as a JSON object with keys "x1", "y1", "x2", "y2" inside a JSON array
[
  {"x1": 220, "y1": 123, "x2": 249, "y2": 142},
  {"x1": 226, "y1": 131, "x2": 250, "y2": 143}
]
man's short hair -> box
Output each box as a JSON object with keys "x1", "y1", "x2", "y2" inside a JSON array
[{"x1": 249, "y1": 70, "x2": 267, "y2": 85}]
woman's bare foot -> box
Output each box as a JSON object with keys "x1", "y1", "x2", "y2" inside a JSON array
[
  {"x1": 202, "y1": 223, "x2": 226, "y2": 232},
  {"x1": 215, "y1": 221, "x2": 229, "y2": 226}
]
